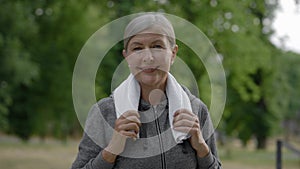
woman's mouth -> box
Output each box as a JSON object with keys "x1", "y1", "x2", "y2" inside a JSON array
[
  {"x1": 143, "y1": 68, "x2": 156, "y2": 73},
  {"x1": 139, "y1": 66, "x2": 159, "y2": 73}
]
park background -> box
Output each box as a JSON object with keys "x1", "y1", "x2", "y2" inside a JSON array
[{"x1": 0, "y1": 0, "x2": 299, "y2": 168}]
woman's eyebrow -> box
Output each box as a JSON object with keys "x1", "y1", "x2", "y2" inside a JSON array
[
  {"x1": 151, "y1": 39, "x2": 165, "y2": 44},
  {"x1": 129, "y1": 42, "x2": 143, "y2": 47},
  {"x1": 128, "y1": 38, "x2": 165, "y2": 47}
]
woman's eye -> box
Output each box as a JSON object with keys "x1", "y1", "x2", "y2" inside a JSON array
[
  {"x1": 133, "y1": 47, "x2": 142, "y2": 51},
  {"x1": 153, "y1": 45, "x2": 163, "y2": 49}
]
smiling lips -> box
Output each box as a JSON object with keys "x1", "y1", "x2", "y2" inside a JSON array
[{"x1": 138, "y1": 66, "x2": 159, "y2": 73}]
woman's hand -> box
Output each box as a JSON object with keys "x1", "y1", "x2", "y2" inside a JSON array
[
  {"x1": 102, "y1": 110, "x2": 141, "y2": 163},
  {"x1": 173, "y1": 109, "x2": 209, "y2": 158}
]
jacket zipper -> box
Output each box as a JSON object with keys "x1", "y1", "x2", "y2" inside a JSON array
[{"x1": 153, "y1": 105, "x2": 166, "y2": 169}]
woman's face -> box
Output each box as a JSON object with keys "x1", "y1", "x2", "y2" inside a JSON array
[{"x1": 123, "y1": 30, "x2": 177, "y2": 89}]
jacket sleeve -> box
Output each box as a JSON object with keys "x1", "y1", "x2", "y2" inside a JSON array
[
  {"x1": 195, "y1": 100, "x2": 222, "y2": 169},
  {"x1": 70, "y1": 102, "x2": 115, "y2": 169},
  {"x1": 70, "y1": 133, "x2": 114, "y2": 169}
]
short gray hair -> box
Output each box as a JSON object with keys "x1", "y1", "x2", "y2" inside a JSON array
[{"x1": 123, "y1": 13, "x2": 176, "y2": 50}]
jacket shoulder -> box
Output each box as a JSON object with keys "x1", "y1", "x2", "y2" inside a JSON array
[
  {"x1": 181, "y1": 85, "x2": 208, "y2": 114},
  {"x1": 94, "y1": 95, "x2": 116, "y2": 125},
  {"x1": 96, "y1": 95, "x2": 115, "y2": 113}
]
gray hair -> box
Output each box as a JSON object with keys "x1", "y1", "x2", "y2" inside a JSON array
[{"x1": 123, "y1": 13, "x2": 176, "y2": 50}]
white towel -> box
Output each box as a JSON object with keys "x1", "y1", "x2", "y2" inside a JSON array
[{"x1": 113, "y1": 73, "x2": 192, "y2": 143}]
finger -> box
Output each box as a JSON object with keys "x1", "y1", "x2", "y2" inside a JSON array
[
  {"x1": 121, "y1": 110, "x2": 140, "y2": 118},
  {"x1": 119, "y1": 130, "x2": 138, "y2": 139},
  {"x1": 174, "y1": 109, "x2": 199, "y2": 126},
  {"x1": 173, "y1": 126, "x2": 199, "y2": 134},
  {"x1": 173, "y1": 126, "x2": 192, "y2": 133},
  {"x1": 118, "y1": 123, "x2": 140, "y2": 134},
  {"x1": 121, "y1": 115, "x2": 141, "y2": 126},
  {"x1": 173, "y1": 113, "x2": 197, "y2": 123},
  {"x1": 174, "y1": 108, "x2": 193, "y2": 116},
  {"x1": 173, "y1": 119, "x2": 198, "y2": 128},
  {"x1": 120, "y1": 111, "x2": 141, "y2": 125},
  {"x1": 174, "y1": 109, "x2": 198, "y2": 120}
]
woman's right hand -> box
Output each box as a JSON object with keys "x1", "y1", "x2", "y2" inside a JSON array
[{"x1": 102, "y1": 110, "x2": 141, "y2": 163}]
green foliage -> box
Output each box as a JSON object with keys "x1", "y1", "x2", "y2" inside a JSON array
[
  {"x1": 0, "y1": 0, "x2": 104, "y2": 140},
  {"x1": 0, "y1": 0, "x2": 299, "y2": 147},
  {"x1": 0, "y1": 0, "x2": 39, "y2": 139},
  {"x1": 28, "y1": 0, "x2": 104, "y2": 139},
  {"x1": 266, "y1": 50, "x2": 300, "y2": 130}
]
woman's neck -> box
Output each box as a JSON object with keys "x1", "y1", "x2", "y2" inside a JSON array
[{"x1": 140, "y1": 83, "x2": 166, "y2": 104}]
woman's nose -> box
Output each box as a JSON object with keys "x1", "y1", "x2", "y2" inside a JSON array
[{"x1": 142, "y1": 48, "x2": 154, "y2": 63}]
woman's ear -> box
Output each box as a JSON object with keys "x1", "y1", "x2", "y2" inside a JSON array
[
  {"x1": 122, "y1": 49, "x2": 127, "y2": 58},
  {"x1": 171, "y1": 45, "x2": 178, "y2": 64}
]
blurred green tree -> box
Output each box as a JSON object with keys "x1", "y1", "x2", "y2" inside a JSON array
[
  {"x1": 29, "y1": 0, "x2": 104, "y2": 140},
  {"x1": 1, "y1": 0, "x2": 299, "y2": 147},
  {"x1": 0, "y1": 0, "x2": 39, "y2": 140},
  {"x1": 0, "y1": 0, "x2": 106, "y2": 140},
  {"x1": 267, "y1": 51, "x2": 300, "y2": 141}
]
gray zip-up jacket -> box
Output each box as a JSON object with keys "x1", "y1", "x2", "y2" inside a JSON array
[{"x1": 71, "y1": 87, "x2": 222, "y2": 169}]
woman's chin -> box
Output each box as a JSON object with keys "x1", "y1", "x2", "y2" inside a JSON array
[
  {"x1": 141, "y1": 77, "x2": 159, "y2": 86},
  {"x1": 140, "y1": 76, "x2": 167, "y2": 88},
  {"x1": 134, "y1": 70, "x2": 168, "y2": 87}
]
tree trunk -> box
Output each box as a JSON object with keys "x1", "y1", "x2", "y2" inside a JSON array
[{"x1": 256, "y1": 135, "x2": 267, "y2": 149}]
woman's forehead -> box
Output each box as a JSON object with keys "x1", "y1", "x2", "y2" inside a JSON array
[{"x1": 128, "y1": 33, "x2": 168, "y2": 45}]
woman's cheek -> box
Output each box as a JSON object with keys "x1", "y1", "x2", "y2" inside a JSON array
[
  {"x1": 157, "y1": 56, "x2": 172, "y2": 73},
  {"x1": 126, "y1": 55, "x2": 141, "y2": 75}
]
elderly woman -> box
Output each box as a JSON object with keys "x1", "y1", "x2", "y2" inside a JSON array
[{"x1": 71, "y1": 13, "x2": 222, "y2": 169}]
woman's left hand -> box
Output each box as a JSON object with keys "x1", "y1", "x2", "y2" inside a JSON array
[{"x1": 173, "y1": 109, "x2": 210, "y2": 158}]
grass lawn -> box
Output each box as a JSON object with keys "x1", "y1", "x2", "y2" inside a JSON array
[
  {"x1": 219, "y1": 138, "x2": 300, "y2": 169},
  {"x1": 0, "y1": 138, "x2": 78, "y2": 169},
  {"x1": 220, "y1": 146, "x2": 299, "y2": 169},
  {"x1": 0, "y1": 136, "x2": 299, "y2": 169}
]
